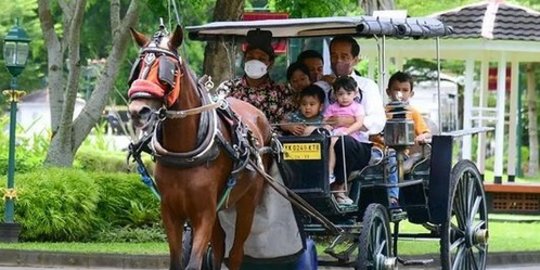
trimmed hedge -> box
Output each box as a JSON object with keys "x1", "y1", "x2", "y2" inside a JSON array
[
  {"x1": 74, "y1": 149, "x2": 129, "y2": 173},
  {"x1": 93, "y1": 172, "x2": 160, "y2": 228},
  {"x1": 74, "y1": 148, "x2": 155, "y2": 174},
  {"x1": 0, "y1": 168, "x2": 160, "y2": 242}
]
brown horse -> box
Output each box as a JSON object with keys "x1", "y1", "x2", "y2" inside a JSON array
[{"x1": 127, "y1": 25, "x2": 273, "y2": 270}]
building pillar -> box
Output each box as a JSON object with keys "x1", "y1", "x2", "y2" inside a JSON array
[
  {"x1": 462, "y1": 58, "x2": 475, "y2": 160},
  {"x1": 494, "y1": 53, "x2": 507, "y2": 184},
  {"x1": 507, "y1": 60, "x2": 519, "y2": 182},
  {"x1": 477, "y1": 59, "x2": 489, "y2": 180}
]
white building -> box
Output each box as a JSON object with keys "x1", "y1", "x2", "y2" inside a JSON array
[{"x1": 17, "y1": 89, "x2": 85, "y2": 136}]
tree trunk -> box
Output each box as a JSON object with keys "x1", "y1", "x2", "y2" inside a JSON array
[
  {"x1": 360, "y1": 0, "x2": 396, "y2": 15},
  {"x1": 202, "y1": 0, "x2": 245, "y2": 86},
  {"x1": 527, "y1": 63, "x2": 538, "y2": 176},
  {"x1": 38, "y1": 0, "x2": 140, "y2": 167}
]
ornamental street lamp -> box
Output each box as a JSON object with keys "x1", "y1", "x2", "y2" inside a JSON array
[{"x1": 0, "y1": 19, "x2": 30, "y2": 243}]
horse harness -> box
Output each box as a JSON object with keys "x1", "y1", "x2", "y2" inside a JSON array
[{"x1": 128, "y1": 75, "x2": 277, "y2": 206}]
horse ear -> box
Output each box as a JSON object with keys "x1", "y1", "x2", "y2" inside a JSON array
[
  {"x1": 168, "y1": 25, "x2": 183, "y2": 49},
  {"x1": 130, "y1": 28, "x2": 149, "y2": 47}
]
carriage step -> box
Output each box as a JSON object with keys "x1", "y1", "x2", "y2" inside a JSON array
[
  {"x1": 397, "y1": 257, "x2": 434, "y2": 265},
  {"x1": 390, "y1": 209, "x2": 407, "y2": 222}
]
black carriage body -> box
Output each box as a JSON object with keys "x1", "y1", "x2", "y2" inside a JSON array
[
  {"x1": 278, "y1": 134, "x2": 358, "y2": 222},
  {"x1": 426, "y1": 135, "x2": 453, "y2": 224},
  {"x1": 278, "y1": 134, "x2": 331, "y2": 196},
  {"x1": 278, "y1": 133, "x2": 457, "y2": 226}
]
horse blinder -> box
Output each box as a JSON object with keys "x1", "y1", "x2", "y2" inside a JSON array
[
  {"x1": 158, "y1": 55, "x2": 177, "y2": 89},
  {"x1": 128, "y1": 56, "x2": 142, "y2": 86}
]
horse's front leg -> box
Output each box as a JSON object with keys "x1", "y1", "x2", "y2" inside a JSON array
[
  {"x1": 161, "y1": 203, "x2": 185, "y2": 270},
  {"x1": 186, "y1": 206, "x2": 216, "y2": 270},
  {"x1": 210, "y1": 218, "x2": 225, "y2": 270},
  {"x1": 227, "y1": 176, "x2": 264, "y2": 270}
]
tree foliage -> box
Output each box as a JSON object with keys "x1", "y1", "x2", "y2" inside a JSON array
[
  {"x1": 271, "y1": 0, "x2": 360, "y2": 17},
  {"x1": 0, "y1": 0, "x2": 45, "y2": 98},
  {"x1": 395, "y1": 0, "x2": 477, "y2": 16},
  {"x1": 38, "y1": 0, "x2": 140, "y2": 167}
]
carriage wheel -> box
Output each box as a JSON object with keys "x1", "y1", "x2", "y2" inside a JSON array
[
  {"x1": 181, "y1": 225, "x2": 192, "y2": 268},
  {"x1": 357, "y1": 203, "x2": 397, "y2": 270},
  {"x1": 181, "y1": 226, "x2": 213, "y2": 270},
  {"x1": 440, "y1": 160, "x2": 489, "y2": 270}
]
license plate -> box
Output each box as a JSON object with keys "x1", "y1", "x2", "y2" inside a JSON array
[{"x1": 283, "y1": 143, "x2": 321, "y2": 160}]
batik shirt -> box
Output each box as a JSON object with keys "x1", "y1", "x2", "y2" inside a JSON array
[{"x1": 219, "y1": 76, "x2": 295, "y2": 124}]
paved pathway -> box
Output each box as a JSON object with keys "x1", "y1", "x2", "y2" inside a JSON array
[{"x1": 2, "y1": 264, "x2": 540, "y2": 270}]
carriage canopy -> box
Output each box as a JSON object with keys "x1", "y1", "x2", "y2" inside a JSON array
[{"x1": 186, "y1": 16, "x2": 453, "y2": 40}]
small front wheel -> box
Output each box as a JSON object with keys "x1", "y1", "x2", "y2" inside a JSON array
[
  {"x1": 181, "y1": 225, "x2": 192, "y2": 268},
  {"x1": 181, "y1": 225, "x2": 213, "y2": 270},
  {"x1": 357, "y1": 203, "x2": 396, "y2": 270}
]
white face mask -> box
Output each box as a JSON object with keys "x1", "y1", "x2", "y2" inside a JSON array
[{"x1": 244, "y1": 60, "x2": 268, "y2": 79}]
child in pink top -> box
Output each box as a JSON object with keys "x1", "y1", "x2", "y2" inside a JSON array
[{"x1": 323, "y1": 76, "x2": 365, "y2": 204}]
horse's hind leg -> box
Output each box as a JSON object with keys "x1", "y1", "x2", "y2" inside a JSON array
[
  {"x1": 161, "y1": 207, "x2": 185, "y2": 270},
  {"x1": 227, "y1": 178, "x2": 264, "y2": 270},
  {"x1": 210, "y1": 219, "x2": 225, "y2": 270}
]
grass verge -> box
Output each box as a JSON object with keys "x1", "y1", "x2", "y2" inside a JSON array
[
  {"x1": 0, "y1": 219, "x2": 539, "y2": 256},
  {"x1": 396, "y1": 219, "x2": 540, "y2": 255}
]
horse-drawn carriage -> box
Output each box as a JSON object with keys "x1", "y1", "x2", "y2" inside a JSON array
[{"x1": 127, "y1": 15, "x2": 489, "y2": 270}]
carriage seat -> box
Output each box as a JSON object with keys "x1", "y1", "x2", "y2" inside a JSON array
[
  {"x1": 347, "y1": 143, "x2": 432, "y2": 182},
  {"x1": 404, "y1": 143, "x2": 432, "y2": 174}
]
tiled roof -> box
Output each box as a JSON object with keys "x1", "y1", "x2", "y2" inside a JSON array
[{"x1": 431, "y1": 1, "x2": 540, "y2": 41}]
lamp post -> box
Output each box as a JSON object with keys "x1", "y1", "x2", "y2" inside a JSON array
[{"x1": 0, "y1": 19, "x2": 30, "y2": 243}]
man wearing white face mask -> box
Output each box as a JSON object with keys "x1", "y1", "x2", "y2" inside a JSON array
[
  {"x1": 216, "y1": 30, "x2": 294, "y2": 125},
  {"x1": 326, "y1": 35, "x2": 386, "y2": 205}
]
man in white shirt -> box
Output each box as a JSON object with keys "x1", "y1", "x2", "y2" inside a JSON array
[{"x1": 327, "y1": 35, "x2": 386, "y2": 205}]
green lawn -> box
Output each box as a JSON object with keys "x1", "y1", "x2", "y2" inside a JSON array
[
  {"x1": 0, "y1": 242, "x2": 169, "y2": 255},
  {"x1": 396, "y1": 219, "x2": 540, "y2": 255},
  {"x1": 1, "y1": 219, "x2": 539, "y2": 256},
  {"x1": 483, "y1": 170, "x2": 540, "y2": 184}
]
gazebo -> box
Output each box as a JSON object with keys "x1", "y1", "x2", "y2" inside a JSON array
[{"x1": 361, "y1": 0, "x2": 540, "y2": 183}]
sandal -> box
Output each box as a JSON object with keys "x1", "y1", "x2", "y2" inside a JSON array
[{"x1": 329, "y1": 174, "x2": 336, "y2": 184}]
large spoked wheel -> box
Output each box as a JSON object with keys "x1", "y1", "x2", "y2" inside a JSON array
[
  {"x1": 357, "y1": 203, "x2": 396, "y2": 270},
  {"x1": 441, "y1": 160, "x2": 489, "y2": 270}
]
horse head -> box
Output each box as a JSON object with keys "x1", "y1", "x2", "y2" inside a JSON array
[{"x1": 127, "y1": 24, "x2": 185, "y2": 131}]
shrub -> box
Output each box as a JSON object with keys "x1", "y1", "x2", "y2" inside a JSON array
[
  {"x1": 74, "y1": 149, "x2": 130, "y2": 173},
  {"x1": 0, "y1": 168, "x2": 161, "y2": 242},
  {"x1": 95, "y1": 224, "x2": 166, "y2": 243},
  {"x1": 93, "y1": 172, "x2": 160, "y2": 228},
  {"x1": 74, "y1": 148, "x2": 155, "y2": 174},
  {"x1": 0, "y1": 119, "x2": 49, "y2": 175},
  {"x1": 0, "y1": 168, "x2": 100, "y2": 241}
]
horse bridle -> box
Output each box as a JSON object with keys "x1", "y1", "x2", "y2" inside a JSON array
[{"x1": 128, "y1": 46, "x2": 183, "y2": 101}]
